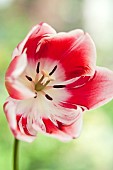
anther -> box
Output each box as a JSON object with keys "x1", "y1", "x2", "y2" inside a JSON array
[
  {"x1": 45, "y1": 94, "x2": 53, "y2": 101},
  {"x1": 36, "y1": 62, "x2": 40, "y2": 74},
  {"x1": 53, "y1": 85, "x2": 66, "y2": 88},
  {"x1": 25, "y1": 75, "x2": 32, "y2": 81},
  {"x1": 49, "y1": 65, "x2": 57, "y2": 76},
  {"x1": 34, "y1": 92, "x2": 37, "y2": 98}
]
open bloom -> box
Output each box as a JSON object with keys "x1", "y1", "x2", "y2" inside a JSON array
[{"x1": 4, "y1": 23, "x2": 113, "y2": 142}]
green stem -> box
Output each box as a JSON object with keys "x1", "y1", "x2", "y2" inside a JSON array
[{"x1": 13, "y1": 138, "x2": 19, "y2": 170}]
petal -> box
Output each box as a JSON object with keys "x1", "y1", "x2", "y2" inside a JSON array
[
  {"x1": 12, "y1": 25, "x2": 40, "y2": 59},
  {"x1": 65, "y1": 75, "x2": 91, "y2": 88},
  {"x1": 5, "y1": 80, "x2": 35, "y2": 100},
  {"x1": 6, "y1": 49, "x2": 27, "y2": 78},
  {"x1": 4, "y1": 95, "x2": 83, "y2": 142},
  {"x1": 67, "y1": 67, "x2": 113, "y2": 110},
  {"x1": 42, "y1": 110, "x2": 82, "y2": 141},
  {"x1": 38, "y1": 29, "x2": 96, "y2": 79},
  {"x1": 12, "y1": 22, "x2": 56, "y2": 61},
  {"x1": 58, "y1": 112, "x2": 83, "y2": 139},
  {"x1": 3, "y1": 97, "x2": 36, "y2": 142},
  {"x1": 5, "y1": 50, "x2": 34, "y2": 100},
  {"x1": 42, "y1": 119, "x2": 72, "y2": 141},
  {"x1": 39, "y1": 103, "x2": 83, "y2": 141},
  {"x1": 50, "y1": 103, "x2": 83, "y2": 125}
]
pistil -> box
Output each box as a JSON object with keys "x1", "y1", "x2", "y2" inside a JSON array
[{"x1": 35, "y1": 74, "x2": 51, "y2": 92}]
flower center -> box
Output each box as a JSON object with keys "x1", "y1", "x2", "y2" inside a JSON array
[
  {"x1": 35, "y1": 64, "x2": 56, "y2": 91},
  {"x1": 25, "y1": 62, "x2": 65, "y2": 100},
  {"x1": 35, "y1": 74, "x2": 51, "y2": 92}
]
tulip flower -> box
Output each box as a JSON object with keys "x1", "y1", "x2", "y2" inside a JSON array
[{"x1": 4, "y1": 22, "x2": 113, "y2": 143}]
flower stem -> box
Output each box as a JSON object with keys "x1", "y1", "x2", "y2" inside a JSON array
[{"x1": 13, "y1": 138, "x2": 19, "y2": 170}]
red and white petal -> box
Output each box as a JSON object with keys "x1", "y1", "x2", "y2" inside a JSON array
[
  {"x1": 12, "y1": 25, "x2": 40, "y2": 59},
  {"x1": 37, "y1": 29, "x2": 96, "y2": 79},
  {"x1": 26, "y1": 22, "x2": 56, "y2": 40},
  {"x1": 67, "y1": 66, "x2": 113, "y2": 110},
  {"x1": 14, "y1": 91, "x2": 83, "y2": 141},
  {"x1": 3, "y1": 98, "x2": 36, "y2": 142},
  {"x1": 5, "y1": 50, "x2": 35, "y2": 100},
  {"x1": 42, "y1": 119, "x2": 73, "y2": 141},
  {"x1": 23, "y1": 23, "x2": 56, "y2": 61},
  {"x1": 32, "y1": 116, "x2": 47, "y2": 132},
  {"x1": 12, "y1": 23, "x2": 56, "y2": 60},
  {"x1": 60, "y1": 75, "x2": 91, "y2": 89},
  {"x1": 6, "y1": 49, "x2": 27, "y2": 79},
  {"x1": 42, "y1": 110, "x2": 83, "y2": 141},
  {"x1": 3, "y1": 91, "x2": 83, "y2": 142},
  {"x1": 5, "y1": 80, "x2": 35, "y2": 100},
  {"x1": 49, "y1": 103, "x2": 83, "y2": 125},
  {"x1": 24, "y1": 22, "x2": 56, "y2": 59},
  {"x1": 57, "y1": 111, "x2": 83, "y2": 139},
  {"x1": 31, "y1": 95, "x2": 83, "y2": 141}
]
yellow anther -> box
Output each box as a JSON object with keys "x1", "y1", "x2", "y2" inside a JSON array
[{"x1": 41, "y1": 70, "x2": 55, "y2": 81}]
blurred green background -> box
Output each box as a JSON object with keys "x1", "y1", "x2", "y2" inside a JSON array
[{"x1": 1, "y1": 0, "x2": 113, "y2": 170}]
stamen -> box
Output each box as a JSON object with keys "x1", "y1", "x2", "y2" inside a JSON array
[
  {"x1": 45, "y1": 94, "x2": 53, "y2": 101},
  {"x1": 53, "y1": 85, "x2": 66, "y2": 88},
  {"x1": 43, "y1": 80, "x2": 50, "y2": 87},
  {"x1": 41, "y1": 70, "x2": 55, "y2": 81},
  {"x1": 49, "y1": 65, "x2": 57, "y2": 76},
  {"x1": 25, "y1": 75, "x2": 32, "y2": 81},
  {"x1": 34, "y1": 92, "x2": 37, "y2": 98},
  {"x1": 39, "y1": 75, "x2": 44, "y2": 82},
  {"x1": 36, "y1": 62, "x2": 40, "y2": 74}
]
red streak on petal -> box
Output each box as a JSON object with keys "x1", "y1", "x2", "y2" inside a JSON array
[
  {"x1": 21, "y1": 117, "x2": 32, "y2": 136},
  {"x1": 6, "y1": 56, "x2": 18, "y2": 77},
  {"x1": 16, "y1": 114, "x2": 22, "y2": 131},
  {"x1": 43, "y1": 118, "x2": 58, "y2": 134},
  {"x1": 60, "y1": 102, "x2": 77, "y2": 109}
]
